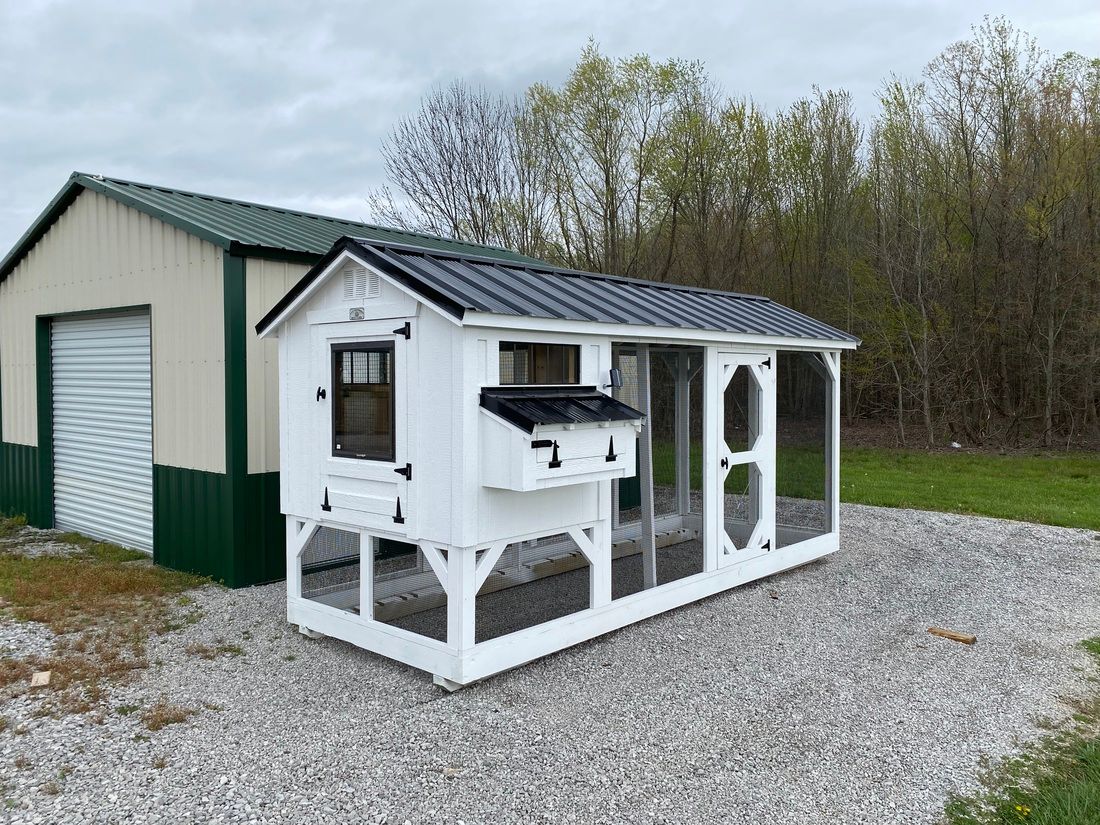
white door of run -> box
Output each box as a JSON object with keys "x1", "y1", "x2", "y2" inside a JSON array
[{"x1": 716, "y1": 351, "x2": 776, "y2": 565}]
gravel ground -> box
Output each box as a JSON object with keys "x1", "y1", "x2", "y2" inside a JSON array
[{"x1": 3, "y1": 504, "x2": 1100, "y2": 824}]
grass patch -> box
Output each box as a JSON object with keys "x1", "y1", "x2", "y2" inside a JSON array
[
  {"x1": 838, "y1": 449, "x2": 1100, "y2": 531},
  {"x1": 52, "y1": 532, "x2": 148, "y2": 563},
  {"x1": 0, "y1": 516, "x2": 26, "y2": 540},
  {"x1": 944, "y1": 638, "x2": 1100, "y2": 825},
  {"x1": 0, "y1": 520, "x2": 207, "y2": 715},
  {"x1": 141, "y1": 700, "x2": 196, "y2": 732},
  {"x1": 0, "y1": 547, "x2": 202, "y2": 635},
  {"x1": 185, "y1": 640, "x2": 244, "y2": 660},
  {"x1": 649, "y1": 443, "x2": 1100, "y2": 531}
]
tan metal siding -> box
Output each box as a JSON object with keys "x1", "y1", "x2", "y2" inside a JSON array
[
  {"x1": 245, "y1": 257, "x2": 309, "y2": 474},
  {"x1": 0, "y1": 189, "x2": 226, "y2": 472}
]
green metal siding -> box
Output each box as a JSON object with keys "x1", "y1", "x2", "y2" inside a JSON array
[
  {"x1": 0, "y1": 443, "x2": 45, "y2": 525},
  {"x1": 34, "y1": 317, "x2": 54, "y2": 528},
  {"x1": 240, "y1": 471, "x2": 285, "y2": 585},
  {"x1": 151, "y1": 467, "x2": 284, "y2": 588},
  {"x1": 618, "y1": 478, "x2": 641, "y2": 511},
  {"x1": 153, "y1": 464, "x2": 234, "y2": 583}
]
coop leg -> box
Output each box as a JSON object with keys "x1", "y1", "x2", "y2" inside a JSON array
[
  {"x1": 298, "y1": 626, "x2": 324, "y2": 639},
  {"x1": 433, "y1": 674, "x2": 464, "y2": 692}
]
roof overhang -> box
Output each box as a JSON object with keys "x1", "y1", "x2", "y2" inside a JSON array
[{"x1": 461, "y1": 311, "x2": 859, "y2": 350}]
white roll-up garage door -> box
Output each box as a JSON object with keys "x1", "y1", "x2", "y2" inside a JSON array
[{"x1": 52, "y1": 312, "x2": 153, "y2": 552}]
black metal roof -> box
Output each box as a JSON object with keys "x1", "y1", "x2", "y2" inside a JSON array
[
  {"x1": 256, "y1": 236, "x2": 859, "y2": 345},
  {"x1": 480, "y1": 387, "x2": 644, "y2": 433}
]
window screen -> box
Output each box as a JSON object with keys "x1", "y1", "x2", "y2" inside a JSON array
[
  {"x1": 332, "y1": 343, "x2": 395, "y2": 460},
  {"x1": 499, "y1": 342, "x2": 579, "y2": 384}
]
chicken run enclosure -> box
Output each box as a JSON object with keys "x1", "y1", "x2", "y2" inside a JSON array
[{"x1": 257, "y1": 237, "x2": 857, "y2": 689}]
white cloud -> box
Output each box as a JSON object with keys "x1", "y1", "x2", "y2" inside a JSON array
[{"x1": 2, "y1": 0, "x2": 1098, "y2": 250}]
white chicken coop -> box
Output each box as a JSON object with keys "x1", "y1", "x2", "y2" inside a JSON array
[{"x1": 256, "y1": 238, "x2": 858, "y2": 689}]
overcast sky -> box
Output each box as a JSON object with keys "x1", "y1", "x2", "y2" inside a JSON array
[{"x1": 2, "y1": 0, "x2": 1098, "y2": 252}]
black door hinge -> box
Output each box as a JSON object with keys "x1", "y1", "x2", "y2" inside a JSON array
[
  {"x1": 316, "y1": 386, "x2": 326, "y2": 401},
  {"x1": 548, "y1": 441, "x2": 562, "y2": 469},
  {"x1": 394, "y1": 463, "x2": 412, "y2": 481},
  {"x1": 393, "y1": 497, "x2": 405, "y2": 524},
  {"x1": 762, "y1": 539, "x2": 771, "y2": 551},
  {"x1": 321, "y1": 487, "x2": 332, "y2": 512},
  {"x1": 531, "y1": 439, "x2": 554, "y2": 449},
  {"x1": 393, "y1": 321, "x2": 411, "y2": 339},
  {"x1": 762, "y1": 357, "x2": 771, "y2": 369}
]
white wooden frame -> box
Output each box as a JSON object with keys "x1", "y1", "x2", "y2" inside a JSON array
[{"x1": 284, "y1": 344, "x2": 843, "y2": 690}]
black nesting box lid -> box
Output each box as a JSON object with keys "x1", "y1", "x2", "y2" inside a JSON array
[{"x1": 480, "y1": 386, "x2": 645, "y2": 433}]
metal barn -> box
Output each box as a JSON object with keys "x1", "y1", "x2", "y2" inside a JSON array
[
  {"x1": 257, "y1": 237, "x2": 858, "y2": 688},
  {"x1": 0, "y1": 173, "x2": 539, "y2": 585}
]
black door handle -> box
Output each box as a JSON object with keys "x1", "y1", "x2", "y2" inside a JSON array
[{"x1": 317, "y1": 386, "x2": 326, "y2": 401}]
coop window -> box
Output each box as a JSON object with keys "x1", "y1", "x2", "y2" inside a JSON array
[
  {"x1": 332, "y1": 342, "x2": 395, "y2": 461},
  {"x1": 499, "y1": 342, "x2": 579, "y2": 385}
]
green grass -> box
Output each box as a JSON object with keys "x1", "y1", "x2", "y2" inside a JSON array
[
  {"x1": 944, "y1": 638, "x2": 1100, "y2": 825},
  {"x1": 649, "y1": 443, "x2": 1100, "y2": 531},
  {"x1": 840, "y1": 448, "x2": 1100, "y2": 531}
]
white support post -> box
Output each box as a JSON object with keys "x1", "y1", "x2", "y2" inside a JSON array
[
  {"x1": 610, "y1": 350, "x2": 621, "y2": 530},
  {"x1": 474, "y1": 540, "x2": 508, "y2": 593},
  {"x1": 359, "y1": 533, "x2": 374, "y2": 620},
  {"x1": 823, "y1": 351, "x2": 842, "y2": 535},
  {"x1": 636, "y1": 343, "x2": 657, "y2": 589},
  {"x1": 747, "y1": 364, "x2": 762, "y2": 526},
  {"x1": 702, "y1": 346, "x2": 720, "y2": 572},
  {"x1": 446, "y1": 547, "x2": 477, "y2": 653},
  {"x1": 675, "y1": 351, "x2": 691, "y2": 518},
  {"x1": 420, "y1": 543, "x2": 449, "y2": 593},
  {"x1": 285, "y1": 517, "x2": 315, "y2": 602},
  {"x1": 758, "y1": 359, "x2": 777, "y2": 550},
  {"x1": 570, "y1": 522, "x2": 611, "y2": 609}
]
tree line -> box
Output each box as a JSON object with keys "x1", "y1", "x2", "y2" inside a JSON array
[{"x1": 369, "y1": 18, "x2": 1100, "y2": 447}]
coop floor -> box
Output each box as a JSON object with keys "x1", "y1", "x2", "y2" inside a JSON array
[{"x1": 392, "y1": 538, "x2": 706, "y2": 643}]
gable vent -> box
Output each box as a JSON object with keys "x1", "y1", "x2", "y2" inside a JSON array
[{"x1": 342, "y1": 266, "x2": 380, "y2": 300}]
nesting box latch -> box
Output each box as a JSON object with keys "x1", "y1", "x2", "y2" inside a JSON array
[
  {"x1": 762, "y1": 357, "x2": 771, "y2": 369},
  {"x1": 548, "y1": 441, "x2": 562, "y2": 469},
  {"x1": 392, "y1": 321, "x2": 411, "y2": 340},
  {"x1": 321, "y1": 487, "x2": 332, "y2": 512},
  {"x1": 393, "y1": 497, "x2": 405, "y2": 524},
  {"x1": 394, "y1": 463, "x2": 412, "y2": 481},
  {"x1": 605, "y1": 436, "x2": 617, "y2": 462}
]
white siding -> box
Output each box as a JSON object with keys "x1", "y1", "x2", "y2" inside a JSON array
[
  {"x1": 0, "y1": 190, "x2": 226, "y2": 472},
  {"x1": 245, "y1": 257, "x2": 310, "y2": 474}
]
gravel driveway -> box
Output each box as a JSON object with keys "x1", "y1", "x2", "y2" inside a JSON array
[{"x1": 3, "y1": 504, "x2": 1099, "y2": 824}]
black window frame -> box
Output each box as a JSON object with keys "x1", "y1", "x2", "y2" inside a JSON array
[
  {"x1": 498, "y1": 341, "x2": 580, "y2": 385},
  {"x1": 331, "y1": 341, "x2": 396, "y2": 462}
]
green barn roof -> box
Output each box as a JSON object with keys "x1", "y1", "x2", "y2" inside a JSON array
[{"x1": 0, "y1": 172, "x2": 543, "y2": 281}]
